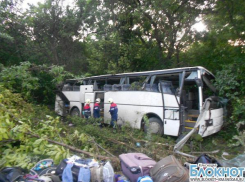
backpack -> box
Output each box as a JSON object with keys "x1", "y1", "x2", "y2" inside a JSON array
[
  {"x1": 31, "y1": 159, "x2": 54, "y2": 175},
  {"x1": 137, "y1": 176, "x2": 153, "y2": 182},
  {"x1": 0, "y1": 167, "x2": 26, "y2": 182},
  {"x1": 194, "y1": 154, "x2": 222, "y2": 167}
]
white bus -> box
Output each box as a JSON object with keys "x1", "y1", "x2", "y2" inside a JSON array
[{"x1": 55, "y1": 66, "x2": 225, "y2": 137}]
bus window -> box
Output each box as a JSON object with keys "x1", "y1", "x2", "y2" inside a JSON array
[{"x1": 160, "y1": 81, "x2": 174, "y2": 94}]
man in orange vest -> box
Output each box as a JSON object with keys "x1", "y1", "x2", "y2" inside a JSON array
[
  {"x1": 108, "y1": 98, "x2": 118, "y2": 128},
  {"x1": 93, "y1": 98, "x2": 101, "y2": 118},
  {"x1": 83, "y1": 99, "x2": 91, "y2": 119}
]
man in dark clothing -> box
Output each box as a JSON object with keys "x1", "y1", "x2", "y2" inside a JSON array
[
  {"x1": 93, "y1": 98, "x2": 100, "y2": 118},
  {"x1": 108, "y1": 98, "x2": 118, "y2": 128},
  {"x1": 83, "y1": 99, "x2": 91, "y2": 119}
]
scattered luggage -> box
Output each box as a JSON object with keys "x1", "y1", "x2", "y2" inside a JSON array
[
  {"x1": 55, "y1": 159, "x2": 80, "y2": 181},
  {"x1": 150, "y1": 155, "x2": 189, "y2": 182},
  {"x1": 3, "y1": 153, "x2": 226, "y2": 182},
  {"x1": 31, "y1": 159, "x2": 56, "y2": 176},
  {"x1": 40, "y1": 174, "x2": 61, "y2": 182},
  {"x1": 90, "y1": 165, "x2": 103, "y2": 182},
  {"x1": 119, "y1": 153, "x2": 156, "y2": 182},
  {"x1": 55, "y1": 155, "x2": 114, "y2": 182},
  {"x1": 194, "y1": 154, "x2": 222, "y2": 167},
  {"x1": 115, "y1": 174, "x2": 129, "y2": 182},
  {"x1": 137, "y1": 175, "x2": 153, "y2": 182},
  {"x1": 90, "y1": 161, "x2": 114, "y2": 182},
  {"x1": 0, "y1": 167, "x2": 26, "y2": 182}
]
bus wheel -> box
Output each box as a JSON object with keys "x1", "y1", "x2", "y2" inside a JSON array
[
  {"x1": 144, "y1": 117, "x2": 163, "y2": 135},
  {"x1": 70, "y1": 107, "x2": 80, "y2": 117}
]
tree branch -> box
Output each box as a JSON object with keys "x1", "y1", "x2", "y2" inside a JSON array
[
  {"x1": 0, "y1": 103, "x2": 119, "y2": 162},
  {"x1": 27, "y1": 132, "x2": 119, "y2": 162}
]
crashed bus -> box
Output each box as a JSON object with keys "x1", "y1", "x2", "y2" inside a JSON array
[{"x1": 55, "y1": 66, "x2": 225, "y2": 137}]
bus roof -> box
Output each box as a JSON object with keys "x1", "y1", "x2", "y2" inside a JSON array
[{"x1": 66, "y1": 66, "x2": 214, "y2": 82}]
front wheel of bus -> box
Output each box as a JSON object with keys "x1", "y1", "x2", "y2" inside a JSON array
[
  {"x1": 70, "y1": 107, "x2": 80, "y2": 117},
  {"x1": 144, "y1": 117, "x2": 163, "y2": 135}
]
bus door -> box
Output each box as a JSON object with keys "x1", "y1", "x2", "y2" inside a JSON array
[{"x1": 160, "y1": 81, "x2": 180, "y2": 136}]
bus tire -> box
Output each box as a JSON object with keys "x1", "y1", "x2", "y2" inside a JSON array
[
  {"x1": 144, "y1": 117, "x2": 163, "y2": 135},
  {"x1": 70, "y1": 107, "x2": 80, "y2": 117}
]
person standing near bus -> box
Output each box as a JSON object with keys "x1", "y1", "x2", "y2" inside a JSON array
[
  {"x1": 108, "y1": 98, "x2": 118, "y2": 128},
  {"x1": 83, "y1": 99, "x2": 91, "y2": 119},
  {"x1": 93, "y1": 98, "x2": 101, "y2": 118}
]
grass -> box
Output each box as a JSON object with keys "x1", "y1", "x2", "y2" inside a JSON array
[{"x1": 61, "y1": 116, "x2": 243, "y2": 171}]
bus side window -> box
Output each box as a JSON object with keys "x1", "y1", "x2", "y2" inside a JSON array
[
  {"x1": 122, "y1": 84, "x2": 130, "y2": 91},
  {"x1": 63, "y1": 84, "x2": 72, "y2": 91},
  {"x1": 160, "y1": 81, "x2": 174, "y2": 94},
  {"x1": 104, "y1": 84, "x2": 112, "y2": 91},
  {"x1": 93, "y1": 81, "x2": 99, "y2": 90},
  {"x1": 144, "y1": 84, "x2": 159, "y2": 92},
  {"x1": 73, "y1": 86, "x2": 80, "y2": 91},
  {"x1": 112, "y1": 84, "x2": 122, "y2": 91}
]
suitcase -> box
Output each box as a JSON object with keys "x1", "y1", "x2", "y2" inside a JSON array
[
  {"x1": 119, "y1": 153, "x2": 156, "y2": 182},
  {"x1": 150, "y1": 155, "x2": 189, "y2": 182}
]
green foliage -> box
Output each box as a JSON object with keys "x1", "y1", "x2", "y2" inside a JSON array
[
  {"x1": 214, "y1": 65, "x2": 240, "y2": 99},
  {"x1": 228, "y1": 121, "x2": 245, "y2": 152},
  {"x1": 0, "y1": 0, "x2": 15, "y2": 42},
  {"x1": 0, "y1": 62, "x2": 74, "y2": 104},
  {"x1": 0, "y1": 86, "x2": 70, "y2": 167},
  {"x1": 0, "y1": 62, "x2": 39, "y2": 99},
  {"x1": 215, "y1": 122, "x2": 238, "y2": 141},
  {"x1": 83, "y1": 0, "x2": 213, "y2": 73},
  {"x1": 1, "y1": 0, "x2": 245, "y2": 169},
  {"x1": 232, "y1": 98, "x2": 245, "y2": 122},
  {"x1": 24, "y1": 0, "x2": 89, "y2": 73},
  {"x1": 66, "y1": 114, "x2": 175, "y2": 161},
  {"x1": 210, "y1": 0, "x2": 245, "y2": 42},
  {"x1": 214, "y1": 63, "x2": 245, "y2": 126},
  {"x1": 0, "y1": 32, "x2": 13, "y2": 42},
  {"x1": 183, "y1": 0, "x2": 245, "y2": 131}
]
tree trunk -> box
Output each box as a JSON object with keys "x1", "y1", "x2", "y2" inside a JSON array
[{"x1": 27, "y1": 132, "x2": 119, "y2": 162}]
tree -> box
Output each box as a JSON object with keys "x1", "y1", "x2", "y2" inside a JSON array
[
  {"x1": 23, "y1": 0, "x2": 89, "y2": 73},
  {"x1": 182, "y1": 0, "x2": 245, "y2": 71},
  {"x1": 0, "y1": 0, "x2": 30, "y2": 66},
  {"x1": 181, "y1": 0, "x2": 245, "y2": 126},
  {"x1": 80, "y1": 0, "x2": 213, "y2": 72}
]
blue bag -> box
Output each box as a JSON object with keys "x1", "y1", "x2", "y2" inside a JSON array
[{"x1": 137, "y1": 175, "x2": 153, "y2": 182}]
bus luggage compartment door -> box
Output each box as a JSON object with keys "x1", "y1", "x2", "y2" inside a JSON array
[{"x1": 164, "y1": 119, "x2": 180, "y2": 136}]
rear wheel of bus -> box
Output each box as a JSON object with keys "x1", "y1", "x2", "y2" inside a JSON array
[
  {"x1": 144, "y1": 117, "x2": 163, "y2": 135},
  {"x1": 70, "y1": 107, "x2": 80, "y2": 117}
]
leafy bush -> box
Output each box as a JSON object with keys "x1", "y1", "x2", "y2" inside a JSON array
[
  {"x1": 228, "y1": 121, "x2": 245, "y2": 152},
  {"x1": 0, "y1": 62, "x2": 74, "y2": 105},
  {"x1": 214, "y1": 64, "x2": 240, "y2": 100},
  {"x1": 0, "y1": 86, "x2": 71, "y2": 167},
  {"x1": 214, "y1": 63, "x2": 245, "y2": 122},
  {"x1": 214, "y1": 63, "x2": 245, "y2": 141}
]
